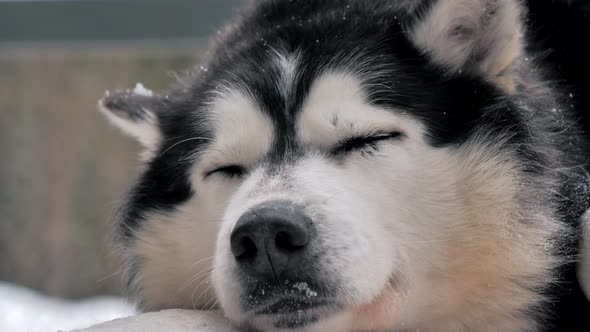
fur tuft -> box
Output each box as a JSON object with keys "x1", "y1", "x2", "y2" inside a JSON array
[
  {"x1": 410, "y1": 0, "x2": 523, "y2": 91},
  {"x1": 98, "y1": 87, "x2": 161, "y2": 149}
]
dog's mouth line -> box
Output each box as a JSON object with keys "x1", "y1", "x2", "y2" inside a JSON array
[
  {"x1": 248, "y1": 296, "x2": 338, "y2": 316},
  {"x1": 245, "y1": 299, "x2": 340, "y2": 330}
]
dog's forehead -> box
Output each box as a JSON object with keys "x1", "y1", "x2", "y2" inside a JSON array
[
  {"x1": 203, "y1": 86, "x2": 274, "y2": 166},
  {"x1": 202, "y1": 68, "x2": 413, "y2": 163},
  {"x1": 297, "y1": 72, "x2": 422, "y2": 146}
]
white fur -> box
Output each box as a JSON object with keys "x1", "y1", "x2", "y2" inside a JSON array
[
  {"x1": 297, "y1": 72, "x2": 423, "y2": 146},
  {"x1": 121, "y1": 68, "x2": 560, "y2": 331},
  {"x1": 128, "y1": 87, "x2": 274, "y2": 312},
  {"x1": 128, "y1": 180, "x2": 228, "y2": 311},
  {"x1": 209, "y1": 71, "x2": 557, "y2": 331},
  {"x1": 201, "y1": 86, "x2": 274, "y2": 169},
  {"x1": 74, "y1": 309, "x2": 241, "y2": 332},
  {"x1": 106, "y1": 1, "x2": 566, "y2": 330},
  {"x1": 272, "y1": 49, "x2": 300, "y2": 101},
  {"x1": 410, "y1": 0, "x2": 523, "y2": 91}
]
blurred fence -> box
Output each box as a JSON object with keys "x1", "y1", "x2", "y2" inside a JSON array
[{"x1": 0, "y1": 0, "x2": 241, "y2": 299}]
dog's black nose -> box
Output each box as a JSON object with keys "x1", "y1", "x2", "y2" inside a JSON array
[{"x1": 230, "y1": 201, "x2": 313, "y2": 280}]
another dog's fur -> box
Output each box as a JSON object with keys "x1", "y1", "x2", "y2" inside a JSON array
[{"x1": 99, "y1": 1, "x2": 590, "y2": 330}]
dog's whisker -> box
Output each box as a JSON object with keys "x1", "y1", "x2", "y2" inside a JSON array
[
  {"x1": 160, "y1": 137, "x2": 213, "y2": 157},
  {"x1": 179, "y1": 267, "x2": 214, "y2": 291},
  {"x1": 190, "y1": 256, "x2": 216, "y2": 267},
  {"x1": 191, "y1": 280, "x2": 213, "y2": 309},
  {"x1": 202, "y1": 294, "x2": 219, "y2": 311},
  {"x1": 97, "y1": 269, "x2": 123, "y2": 283},
  {"x1": 192, "y1": 273, "x2": 224, "y2": 309},
  {"x1": 322, "y1": 191, "x2": 345, "y2": 205}
]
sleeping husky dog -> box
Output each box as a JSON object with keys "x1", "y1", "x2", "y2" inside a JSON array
[{"x1": 99, "y1": 0, "x2": 590, "y2": 330}]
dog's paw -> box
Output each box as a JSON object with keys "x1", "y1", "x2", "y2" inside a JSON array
[{"x1": 70, "y1": 309, "x2": 243, "y2": 332}]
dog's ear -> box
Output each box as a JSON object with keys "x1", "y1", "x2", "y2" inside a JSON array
[
  {"x1": 409, "y1": 0, "x2": 523, "y2": 92},
  {"x1": 98, "y1": 84, "x2": 162, "y2": 149}
]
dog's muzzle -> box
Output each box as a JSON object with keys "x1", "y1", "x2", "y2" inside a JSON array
[
  {"x1": 230, "y1": 200, "x2": 313, "y2": 280},
  {"x1": 229, "y1": 200, "x2": 337, "y2": 327}
]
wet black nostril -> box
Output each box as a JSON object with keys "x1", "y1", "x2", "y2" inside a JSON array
[
  {"x1": 275, "y1": 230, "x2": 308, "y2": 252},
  {"x1": 229, "y1": 200, "x2": 314, "y2": 280},
  {"x1": 232, "y1": 233, "x2": 257, "y2": 260}
]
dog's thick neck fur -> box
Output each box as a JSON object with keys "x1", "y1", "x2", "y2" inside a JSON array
[{"x1": 99, "y1": 1, "x2": 590, "y2": 331}]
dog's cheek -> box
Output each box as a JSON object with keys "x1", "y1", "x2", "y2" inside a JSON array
[
  {"x1": 211, "y1": 168, "x2": 271, "y2": 323},
  {"x1": 128, "y1": 175, "x2": 236, "y2": 311},
  {"x1": 291, "y1": 157, "x2": 399, "y2": 304},
  {"x1": 211, "y1": 207, "x2": 245, "y2": 324}
]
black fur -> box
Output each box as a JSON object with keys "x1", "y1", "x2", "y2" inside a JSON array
[
  {"x1": 524, "y1": 0, "x2": 590, "y2": 330},
  {"x1": 104, "y1": 0, "x2": 590, "y2": 329}
]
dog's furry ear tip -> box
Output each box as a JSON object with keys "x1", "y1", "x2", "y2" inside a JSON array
[
  {"x1": 98, "y1": 83, "x2": 161, "y2": 149},
  {"x1": 409, "y1": 0, "x2": 524, "y2": 92}
]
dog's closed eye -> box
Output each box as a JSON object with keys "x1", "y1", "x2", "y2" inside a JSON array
[
  {"x1": 332, "y1": 131, "x2": 404, "y2": 155},
  {"x1": 205, "y1": 165, "x2": 247, "y2": 179}
]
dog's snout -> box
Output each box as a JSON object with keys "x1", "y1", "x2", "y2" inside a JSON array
[{"x1": 230, "y1": 201, "x2": 313, "y2": 280}]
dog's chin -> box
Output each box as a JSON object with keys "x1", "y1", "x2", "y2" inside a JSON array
[
  {"x1": 246, "y1": 304, "x2": 341, "y2": 331},
  {"x1": 225, "y1": 274, "x2": 403, "y2": 331},
  {"x1": 233, "y1": 283, "x2": 345, "y2": 331}
]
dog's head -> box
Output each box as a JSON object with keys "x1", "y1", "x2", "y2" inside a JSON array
[{"x1": 100, "y1": 1, "x2": 560, "y2": 330}]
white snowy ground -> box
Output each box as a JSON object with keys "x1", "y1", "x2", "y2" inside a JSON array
[{"x1": 0, "y1": 281, "x2": 136, "y2": 332}]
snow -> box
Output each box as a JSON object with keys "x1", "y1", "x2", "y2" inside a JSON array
[
  {"x1": 292, "y1": 282, "x2": 318, "y2": 297},
  {"x1": 0, "y1": 281, "x2": 135, "y2": 332},
  {"x1": 132, "y1": 83, "x2": 154, "y2": 97}
]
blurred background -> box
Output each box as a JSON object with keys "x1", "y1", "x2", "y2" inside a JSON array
[{"x1": 0, "y1": 1, "x2": 242, "y2": 330}]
